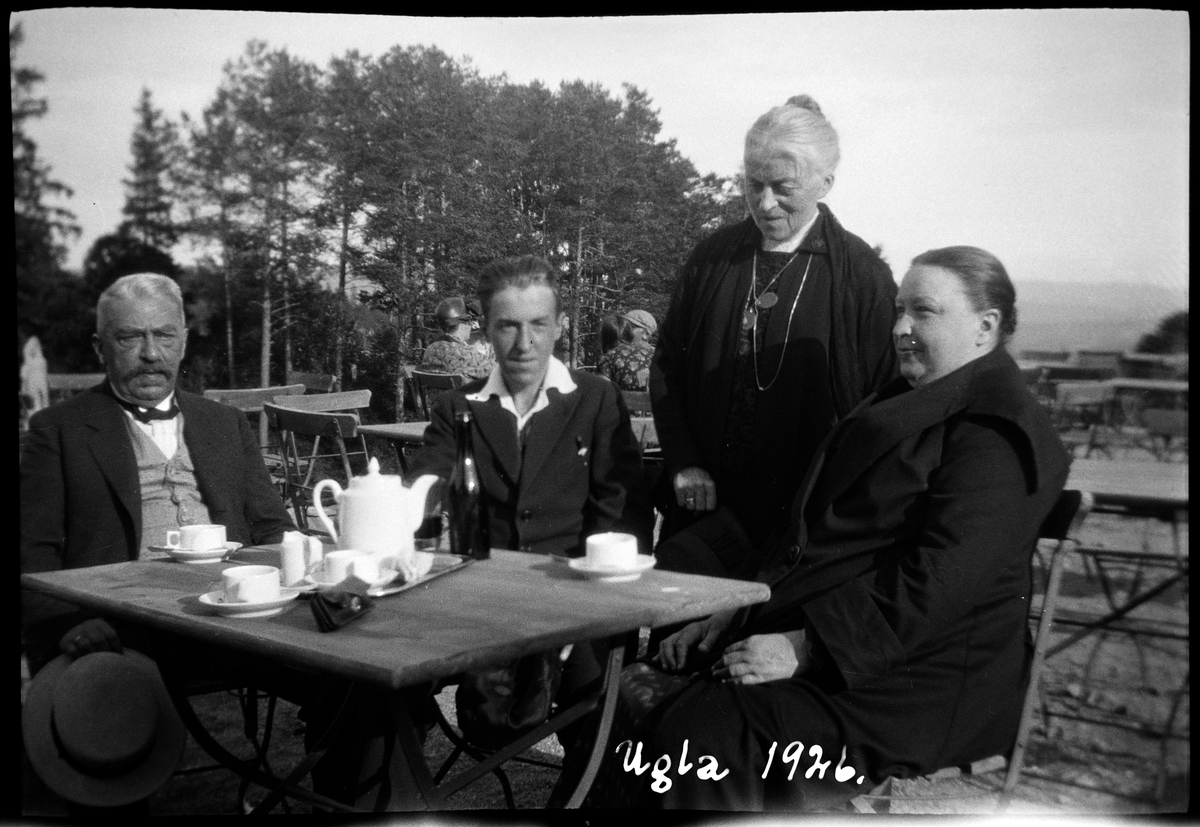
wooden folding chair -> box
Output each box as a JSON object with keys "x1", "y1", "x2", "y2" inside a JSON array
[
  {"x1": 263, "y1": 403, "x2": 371, "y2": 531},
  {"x1": 286, "y1": 370, "x2": 337, "y2": 393},
  {"x1": 270, "y1": 388, "x2": 371, "y2": 415},
  {"x1": 1139, "y1": 408, "x2": 1188, "y2": 461},
  {"x1": 204, "y1": 384, "x2": 307, "y2": 488},
  {"x1": 848, "y1": 490, "x2": 1092, "y2": 813},
  {"x1": 1052, "y1": 382, "x2": 1117, "y2": 458},
  {"x1": 47, "y1": 373, "x2": 106, "y2": 405},
  {"x1": 410, "y1": 371, "x2": 466, "y2": 421}
]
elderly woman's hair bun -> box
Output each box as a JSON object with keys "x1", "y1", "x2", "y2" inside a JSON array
[
  {"x1": 746, "y1": 94, "x2": 839, "y2": 176},
  {"x1": 785, "y1": 94, "x2": 823, "y2": 115}
]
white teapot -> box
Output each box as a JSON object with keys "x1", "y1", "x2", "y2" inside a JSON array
[{"x1": 313, "y1": 458, "x2": 438, "y2": 571}]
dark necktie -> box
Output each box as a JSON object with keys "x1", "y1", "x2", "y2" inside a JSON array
[{"x1": 116, "y1": 397, "x2": 180, "y2": 424}]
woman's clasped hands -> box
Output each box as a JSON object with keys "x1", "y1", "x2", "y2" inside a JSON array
[{"x1": 655, "y1": 610, "x2": 812, "y2": 685}]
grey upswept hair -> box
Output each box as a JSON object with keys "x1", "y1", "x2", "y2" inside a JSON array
[
  {"x1": 744, "y1": 94, "x2": 840, "y2": 179},
  {"x1": 96, "y1": 273, "x2": 185, "y2": 336}
]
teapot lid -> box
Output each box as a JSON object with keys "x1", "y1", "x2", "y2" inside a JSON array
[{"x1": 346, "y1": 457, "x2": 402, "y2": 490}]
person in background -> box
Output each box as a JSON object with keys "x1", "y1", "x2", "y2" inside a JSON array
[
  {"x1": 420, "y1": 296, "x2": 495, "y2": 380},
  {"x1": 597, "y1": 309, "x2": 657, "y2": 393},
  {"x1": 626, "y1": 246, "x2": 1070, "y2": 811},
  {"x1": 650, "y1": 94, "x2": 897, "y2": 580},
  {"x1": 20, "y1": 334, "x2": 50, "y2": 428}
]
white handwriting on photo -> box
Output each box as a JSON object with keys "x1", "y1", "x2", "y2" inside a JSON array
[{"x1": 616, "y1": 739, "x2": 866, "y2": 793}]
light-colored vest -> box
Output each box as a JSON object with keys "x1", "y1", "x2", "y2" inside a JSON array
[{"x1": 125, "y1": 417, "x2": 213, "y2": 559}]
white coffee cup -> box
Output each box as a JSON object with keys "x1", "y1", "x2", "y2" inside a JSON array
[
  {"x1": 585, "y1": 532, "x2": 638, "y2": 570},
  {"x1": 222, "y1": 565, "x2": 281, "y2": 604},
  {"x1": 168, "y1": 524, "x2": 226, "y2": 552},
  {"x1": 321, "y1": 550, "x2": 381, "y2": 584}
]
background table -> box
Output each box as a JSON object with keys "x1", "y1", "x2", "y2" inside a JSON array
[
  {"x1": 22, "y1": 548, "x2": 769, "y2": 811},
  {"x1": 359, "y1": 421, "x2": 430, "y2": 473}
]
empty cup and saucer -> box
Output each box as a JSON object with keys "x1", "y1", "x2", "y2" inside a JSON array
[
  {"x1": 569, "y1": 532, "x2": 655, "y2": 582},
  {"x1": 199, "y1": 565, "x2": 299, "y2": 618},
  {"x1": 306, "y1": 550, "x2": 398, "y2": 592},
  {"x1": 150, "y1": 524, "x2": 242, "y2": 563}
]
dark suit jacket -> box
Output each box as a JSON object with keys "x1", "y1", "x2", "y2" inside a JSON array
[
  {"x1": 409, "y1": 369, "x2": 652, "y2": 557},
  {"x1": 733, "y1": 346, "x2": 1071, "y2": 778},
  {"x1": 20, "y1": 384, "x2": 295, "y2": 666}
]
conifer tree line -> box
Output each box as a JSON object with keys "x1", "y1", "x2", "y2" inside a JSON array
[{"x1": 15, "y1": 31, "x2": 745, "y2": 416}]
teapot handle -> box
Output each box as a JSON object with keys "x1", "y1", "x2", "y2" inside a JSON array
[{"x1": 311, "y1": 479, "x2": 343, "y2": 544}]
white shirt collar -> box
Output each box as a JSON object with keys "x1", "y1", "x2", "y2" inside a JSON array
[
  {"x1": 761, "y1": 208, "x2": 821, "y2": 254},
  {"x1": 467, "y1": 355, "x2": 576, "y2": 431}
]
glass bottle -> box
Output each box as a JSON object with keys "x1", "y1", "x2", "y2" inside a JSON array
[{"x1": 447, "y1": 410, "x2": 490, "y2": 559}]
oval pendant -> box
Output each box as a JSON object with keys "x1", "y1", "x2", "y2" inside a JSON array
[{"x1": 756, "y1": 291, "x2": 779, "y2": 309}]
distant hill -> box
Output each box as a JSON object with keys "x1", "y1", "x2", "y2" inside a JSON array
[{"x1": 1008, "y1": 281, "x2": 1188, "y2": 354}]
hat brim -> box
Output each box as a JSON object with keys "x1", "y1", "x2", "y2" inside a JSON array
[{"x1": 23, "y1": 649, "x2": 187, "y2": 807}]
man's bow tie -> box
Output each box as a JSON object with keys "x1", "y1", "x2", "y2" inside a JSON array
[{"x1": 116, "y1": 397, "x2": 180, "y2": 423}]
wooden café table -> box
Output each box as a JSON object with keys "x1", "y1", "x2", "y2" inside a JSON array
[
  {"x1": 21, "y1": 547, "x2": 769, "y2": 813},
  {"x1": 1053, "y1": 458, "x2": 1189, "y2": 656}
]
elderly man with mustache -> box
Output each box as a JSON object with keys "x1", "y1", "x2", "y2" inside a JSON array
[{"x1": 20, "y1": 272, "x2": 295, "y2": 677}]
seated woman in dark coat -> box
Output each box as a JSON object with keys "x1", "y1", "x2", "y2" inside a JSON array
[{"x1": 622, "y1": 246, "x2": 1070, "y2": 811}]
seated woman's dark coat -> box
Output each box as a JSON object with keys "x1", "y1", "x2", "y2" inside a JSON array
[{"x1": 634, "y1": 346, "x2": 1071, "y2": 810}]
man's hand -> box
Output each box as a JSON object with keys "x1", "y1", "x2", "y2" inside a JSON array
[
  {"x1": 673, "y1": 465, "x2": 717, "y2": 512},
  {"x1": 59, "y1": 619, "x2": 122, "y2": 659},
  {"x1": 711, "y1": 629, "x2": 811, "y2": 685},
  {"x1": 654, "y1": 609, "x2": 737, "y2": 672}
]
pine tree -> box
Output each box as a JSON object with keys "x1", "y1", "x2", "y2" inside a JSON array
[{"x1": 119, "y1": 87, "x2": 180, "y2": 250}]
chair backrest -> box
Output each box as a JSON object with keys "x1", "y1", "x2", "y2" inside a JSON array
[
  {"x1": 1141, "y1": 407, "x2": 1188, "y2": 438},
  {"x1": 270, "y1": 389, "x2": 372, "y2": 414},
  {"x1": 1000, "y1": 488, "x2": 1093, "y2": 808},
  {"x1": 286, "y1": 370, "x2": 337, "y2": 393},
  {"x1": 263, "y1": 402, "x2": 370, "y2": 530},
  {"x1": 47, "y1": 373, "x2": 106, "y2": 404},
  {"x1": 410, "y1": 371, "x2": 466, "y2": 420},
  {"x1": 203, "y1": 384, "x2": 306, "y2": 414},
  {"x1": 1054, "y1": 381, "x2": 1112, "y2": 407},
  {"x1": 621, "y1": 390, "x2": 652, "y2": 415}
]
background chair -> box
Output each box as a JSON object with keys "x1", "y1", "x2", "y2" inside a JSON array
[
  {"x1": 264, "y1": 403, "x2": 371, "y2": 531},
  {"x1": 843, "y1": 490, "x2": 1092, "y2": 813},
  {"x1": 286, "y1": 370, "x2": 337, "y2": 394},
  {"x1": 1051, "y1": 382, "x2": 1116, "y2": 458},
  {"x1": 410, "y1": 371, "x2": 465, "y2": 421},
  {"x1": 46, "y1": 372, "x2": 106, "y2": 406},
  {"x1": 1138, "y1": 408, "x2": 1188, "y2": 461},
  {"x1": 270, "y1": 388, "x2": 371, "y2": 415},
  {"x1": 204, "y1": 384, "x2": 307, "y2": 488}
]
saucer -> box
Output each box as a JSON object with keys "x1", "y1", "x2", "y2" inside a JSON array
[
  {"x1": 305, "y1": 552, "x2": 437, "y2": 596},
  {"x1": 306, "y1": 568, "x2": 402, "y2": 593},
  {"x1": 154, "y1": 541, "x2": 243, "y2": 563},
  {"x1": 199, "y1": 588, "x2": 301, "y2": 618},
  {"x1": 568, "y1": 555, "x2": 655, "y2": 583}
]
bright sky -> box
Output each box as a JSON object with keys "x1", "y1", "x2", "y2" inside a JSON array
[{"x1": 12, "y1": 9, "x2": 1190, "y2": 306}]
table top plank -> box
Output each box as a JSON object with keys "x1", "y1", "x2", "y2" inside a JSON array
[
  {"x1": 1067, "y1": 458, "x2": 1187, "y2": 511},
  {"x1": 22, "y1": 549, "x2": 768, "y2": 691}
]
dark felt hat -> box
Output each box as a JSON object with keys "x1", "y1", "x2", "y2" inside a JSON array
[
  {"x1": 435, "y1": 297, "x2": 469, "y2": 328},
  {"x1": 22, "y1": 650, "x2": 186, "y2": 807}
]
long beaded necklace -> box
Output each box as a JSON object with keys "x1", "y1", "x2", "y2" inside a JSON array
[{"x1": 744, "y1": 248, "x2": 813, "y2": 392}]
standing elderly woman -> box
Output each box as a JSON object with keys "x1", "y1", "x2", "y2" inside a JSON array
[
  {"x1": 625, "y1": 247, "x2": 1070, "y2": 811},
  {"x1": 650, "y1": 95, "x2": 896, "y2": 577}
]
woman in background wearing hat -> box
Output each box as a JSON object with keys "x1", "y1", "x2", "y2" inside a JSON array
[
  {"x1": 649, "y1": 95, "x2": 897, "y2": 580},
  {"x1": 420, "y1": 296, "x2": 496, "y2": 380},
  {"x1": 597, "y1": 309, "x2": 657, "y2": 393}
]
